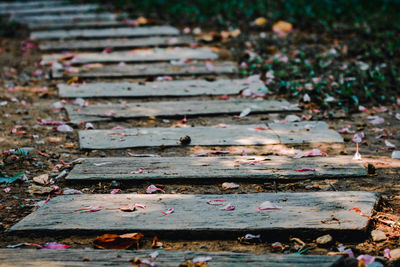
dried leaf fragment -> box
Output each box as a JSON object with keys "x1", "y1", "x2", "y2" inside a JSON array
[{"x1": 93, "y1": 233, "x2": 144, "y2": 249}]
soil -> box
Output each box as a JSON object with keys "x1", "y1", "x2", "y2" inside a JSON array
[{"x1": 0, "y1": 23, "x2": 400, "y2": 262}]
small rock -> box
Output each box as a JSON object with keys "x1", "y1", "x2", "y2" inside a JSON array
[
  {"x1": 33, "y1": 174, "x2": 49, "y2": 185},
  {"x1": 28, "y1": 185, "x2": 53, "y2": 195},
  {"x1": 179, "y1": 135, "x2": 191, "y2": 145},
  {"x1": 391, "y1": 248, "x2": 400, "y2": 260},
  {"x1": 371, "y1": 230, "x2": 386, "y2": 242},
  {"x1": 316, "y1": 234, "x2": 333, "y2": 245}
]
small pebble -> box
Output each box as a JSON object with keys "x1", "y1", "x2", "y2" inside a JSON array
[
  {"x1": 316, "y1": 234, "x2": 332, "y2": 245},
  {"x1": 371, "y1": 230, "x2": 386, "y2": 242}
]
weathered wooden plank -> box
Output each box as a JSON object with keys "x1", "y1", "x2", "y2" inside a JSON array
[
  {"x1": 0, "y1": 0, "x2": 66, "y2": 10},
  {"x1": 270, "y1": 121, "x2": 343, "y2": 144},
  {"x1": 65, "y1": 99, "x2": 299, "y2": 124},
  {"x1": 9, "y1": 192, "x2": 378, "y2": 237},
  {"x1": 66, "y1": 156, "x2": 367, "y2": 182},
  {"x1": 31, "y1": 26, "x2": 180, "y2": 40},
  {"x1": 2, "y1": 4, "x2": 98, "y2": 16},
  {"x1": 79, "y1": 124, "x2": 280, "y2": 149},
  {"x1": 78, "y1": 122, "x2": 343, "y2": 150},
  {"x1": 0, "y1": 249, "x2": 343, "y2": 267},
  {"x1": 58, "y1": 78, "x2": 266, "y2": 98},
  {"x1": 12, "y1": 13, "x2": 117, "y2": 24},
  {"x1": 28, "y1": 20, "x2": 125, "y2": 30},
  {"x1": 42, "y1": 48, "x2": 218, "y2": 65},
  {"x1": 52, "y1": 61, "x2": 237, "y2": 79},
  {"x1": 40, "y1": 36, "x2": 194, "y2": 51}
]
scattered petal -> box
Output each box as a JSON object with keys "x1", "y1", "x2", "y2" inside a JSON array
[
  {"x1": 146, "y1": 185, "x2": 165, "y2": 194},
  {"x1": 161, "y1": 208, "x2": 174, "y2": 215},
  {"x1": 221, "y1": 182, "x2": 239, "y2": 190},
  {"x1": 258, "y1": 201, "x2": 281, "y2": 212}
]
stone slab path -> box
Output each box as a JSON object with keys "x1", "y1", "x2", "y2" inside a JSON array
[
  {"x1": 31, "y1": 26, "x2": 180, "y2": 40},
  {"x1": 52, "y1": 61, "x2": 238, "y2": 78},
  {"x1": 65, "y1": 156, "x2": 367, "y2": 182},
  {"x1": 65, "y1": 99, "x2": 299, "y2": 123},
  {"x1": 0, "y1": 249, "x2": 343, "y2": 267},
  {"x1": 78, "y1": 122, "x2": 343, "y2": 149},
  {"x1": 39, "y1": 36, "x2": 194, "y2": 51},
  {"x1": 58, "y1": 79, "x2": 266, "y2": 98},
  {"x1": 28, "y1": 20, "x2": 126, "y2": 30},
  {"x1": 12, "y1": 13, "x2": 118, "y2": 24},
  {"x1": 43, "y1": 48, "x2": 218, "y2": 64},
  {"x1": 0, "y1": 4, "x2": 98, "y2": 16},
  {"x1": 9, "y1": 192, "x2": 378, "y2": 237},
  {"x1": 0, "y1": 0, "x2": 66, "y2": 10}
]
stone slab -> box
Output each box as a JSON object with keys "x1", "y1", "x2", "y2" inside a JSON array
[
  {"x1": 12, "y1": 13, "x2": 117, "y2": 24},
  {"x1": 28, "y1": 20, "x2": 125, "y2": 30},
  {"x1": 270, "y1": 121, "x2": 344, "y2": 144},
  {"x1": 78, "y1": 122, "x2": 343, "y2": 150},
  {"x1": 9, "y1": 192, "x2": 378, "y2": 237},
  {"x1": 58, "y1": 78, "x2": 266, "y2": 98},
  {"x1": 52, "y1": 61, "x2": 237, "y2": 79},
  {"x1": 0, "y1": 249, "x2": 343, "y2": 267},
  {"x1": 66, "y1": 156, "x2": 367, "y2": 182},
  {"x1": 65, "y1": 99, "x2": 299, "y2": 124},
  {"x1": 31, "y1": 26, "x2": 180, "y2": 40},
  {"x1": 40, "y1": 36, "x2": 194, "y2": 51},
  {"x1": 0, "y1": 0, "x2": 66, "y2": 10},
  {"x1": 2, "y1": 4, "x2": 98, "y2": 16},
  {"x1": 42, "y1": 48, "x2": 218, "y2": 64},
  {"x1": 79, "y1": 124, "x2": 280, "y2": 149}
]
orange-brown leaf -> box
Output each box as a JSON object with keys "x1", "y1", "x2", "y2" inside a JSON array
[{"x1": 93, "y1": 233, "x2": 144, "y2": 249}]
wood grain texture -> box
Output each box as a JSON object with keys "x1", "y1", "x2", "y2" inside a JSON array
[
  {"x1": 42, "y1": 48, "x2": 218, "y2": 64},
  {"x1": 58, "y1": 79, "x2": 266, "y2": 98},
  {"x1": 52, "y1": 61, "x2": 237, "y2": 79},
  {"x1": 66, "y1": 156, "x2": 367, "y2": 182},
  {"x1": 65, "y1": 99, "x2": 299, "y2": 124},
  {"x1": 31, "y1": 26, "x2": 180, "y2": 40},
  {"x1": 2, "y1": 4, "x2": 98, "y2": 16},
  {"x1": 0, "y1": 249, "x2": 344, "y2": 267},
  {"x1": 78, "y1": 122, "x2": 343, "y2": 150},
  {"x1": 9, "y1": 192, "x2": 378, "y2": 236},
  {"x1": 40, "y1": 36, "x2": 194, "y2": 51}
]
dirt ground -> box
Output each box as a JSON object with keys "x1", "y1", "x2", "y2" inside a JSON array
[{"x1": 1, "y1": 26, "x2": 400, "y2": 264}]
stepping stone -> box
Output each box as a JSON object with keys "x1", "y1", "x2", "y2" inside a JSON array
[
  {"x1": 66, "y1": 156, "x2": 367, "y2": 182},
  {"x1": 0, "y1": 0, "x2": 66, "y2": 10},
  {"x1": 58, "y1": 78, "x2": 266, "y2": 98},
  {"x1": 31, "y1": 25, "x2": 180, "y2": 40},
  {"x1": 40, "y1": 36, "x2": 194, "y2": 51},
  {"x1": 9, "y1": 191, "x2": 378, "y2": 238},
  {"x1": 0, "y1": 249, "x2": 344, "y2": 267},
  {"x1": 78, "y1": 122, "x2": 343, "y2": 150},
  {"x1": 12, "y1": 13, "x2": 117, "y2": 24},
  {"x1": 42, "y1": 48, "x2": 218, "y2": 64},
  {"x1": 1, "y1": 4, "x2": 98, "y2": 16},
  {"x1": 52, "y1": 61, "x2": 237, "y2": 79},
  {"x1": 65, "y1": 99, "x2": 299, "y2": 124},
  {"x1": 28, "y1": 20, "x2": 125, "y2": 30}
]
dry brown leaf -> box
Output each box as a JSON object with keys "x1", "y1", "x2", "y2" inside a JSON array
[
  {"x1": 272, "y1": 21, "x2": 293, "y2": 36},
  {"x1": 120, "y1": 204, "x2": 136, "y2": 212},
  {"x1": 253, "y1": 17, "x2": 268, "y2": 26},
  {"x1": 93, "y1": 233, "x2": 144, "y2": 249},
  {"x1": 152, "y1": 236, "x2": 163, "y2": 248}
]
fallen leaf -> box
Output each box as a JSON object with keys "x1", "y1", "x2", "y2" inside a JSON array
[
  {"x1": 221, "y1": 182, "x2": 239, "y2": 190},
  {"x1": 28, "y1": 185, "x2": 54, "y2": 195},
  {"x1": 120, "y1": 204, "x2": 136, "y2": 212},
  {"x1": 272, "y1": 21, "x2": 293, "y2": 36},
  {"x1": 152, "y1": 236, "x2": 163, "y2": 248},
  {"x1": 93, "y1": 233, "x2": 144, "y2": 249},
  {"x1": 253, "y1": 17, "x2": 268, "y2": 26}
]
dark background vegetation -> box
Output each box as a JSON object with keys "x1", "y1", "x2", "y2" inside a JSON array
[{"x1": 2, "y1": 0, "x2": 400, "y2": 109}]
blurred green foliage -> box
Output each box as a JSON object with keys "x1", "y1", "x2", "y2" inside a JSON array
[{"x1": 93, "y1": 0, "x2": 400, "y2": 31}]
